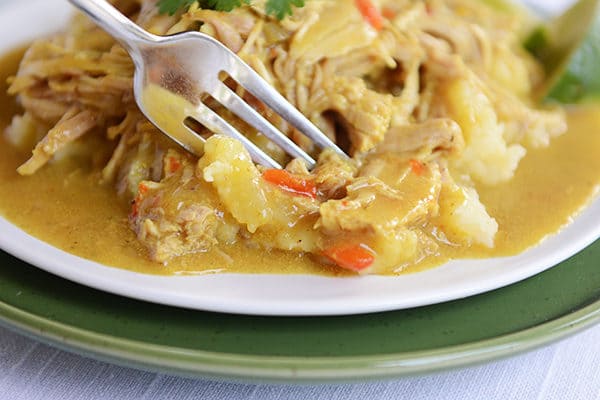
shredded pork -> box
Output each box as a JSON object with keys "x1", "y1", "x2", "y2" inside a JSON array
[{"x1": 5, "y1": 0, "x2": 567, "y2": 273}]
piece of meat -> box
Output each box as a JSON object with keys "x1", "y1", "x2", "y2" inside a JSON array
[
  {"x1": 138, "y1": 202, "x2": 219, "y2": 263},
  {"x1": 323, "y1": 76, "x2": 393, "y2": 154},
  {"x1": 375, "y1": 118, "x2": 464, "y2": 156},
  {"x1": 289, "y1": 0, "x2": 377, "y2": 64},
  {"x1": 17, "y1": 106, "x2": 98, "y2": 175},
  {"x1": 186, "y1": 9, "x2": 256, "y2": 53},
  {"x1": 312, "y1": 149, "x2": 358, "y2": 200},
  {"x1": 130, "y1": 153, "x2": 231, "y2": 263},
  {"x1": 319, "y1": 164, "x2": 441, "y2": 235},
  {"x1": 316, "y1": 161, "x2": 443, "y2": 273}
]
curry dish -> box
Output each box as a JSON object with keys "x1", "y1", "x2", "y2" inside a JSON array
[{"x1": 1, "y1": 0, "x2": 600, "y2": 275}]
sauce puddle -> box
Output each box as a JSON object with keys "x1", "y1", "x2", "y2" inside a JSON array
[{"x1": 0, "y1": 47, "x2": 599, "y2": 276}]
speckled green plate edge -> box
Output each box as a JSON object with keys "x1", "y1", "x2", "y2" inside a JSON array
[
  {"x1": 1, "y1": 291, "x2": 599, "y2": 383},
  {"x1": 0, "y1": 244, "x2": 599, "y2": 383},
  {"x1": 0, "y1": 303, "x2": 595, "y2": 382}
]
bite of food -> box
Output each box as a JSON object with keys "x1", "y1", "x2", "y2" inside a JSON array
[{"x1": 2, "y1": 0, "x2": 599, "y2": 275}]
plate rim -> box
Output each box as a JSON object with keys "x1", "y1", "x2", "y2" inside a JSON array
[
  {"x1": 2, "y1": 210, "x2": 600, "y2": 316},
  {"x1": 0, "y1": 0, "x2": 599, "y2": 317},
  {"x1": 0, "y1": 282, "x2": 599, "y2": 383}
]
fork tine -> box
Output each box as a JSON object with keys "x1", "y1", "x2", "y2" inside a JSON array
[
  {"x1": 211, "y1": 82, "x2": 317, "y2": 169},
  {"x1": 227, "y1": 63, "x2": 348, "y2": 159},
  {"x1": 192, "y1": 102, "x2": 282, "y2": 169}
]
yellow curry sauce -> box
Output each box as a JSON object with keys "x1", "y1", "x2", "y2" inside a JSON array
[{"x1": 0, "y1": 47, "x2": 599, "y2": 276}]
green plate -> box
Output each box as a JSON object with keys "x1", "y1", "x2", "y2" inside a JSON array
[{"x1": 0, "y1": 238, "x2": 599, "y2": 383}]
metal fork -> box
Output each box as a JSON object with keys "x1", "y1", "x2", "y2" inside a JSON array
[{"x1": 68, "y1": 0, "x2": 347, "y2": 169}]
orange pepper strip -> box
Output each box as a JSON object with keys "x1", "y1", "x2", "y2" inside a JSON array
[
  {"x1": 138, "y1": 183, "x2": 149, "y2": 195},
  {"x1": 409, "y1": 159, "x2": 426, "y2": 176},
  {"x1": 167, "y1": 156, "x2": 181, "y2": 174},
  {"x1": 356, "y1": 0, "x2": 384, "y2": 30},
  {"x1": 131, "y1": 183, "x2": 149, "y2": 218},
  {"x1": 382, "y1": 6, "x2": 396, "y2": 19},
  {"x1": 262, "y1": 169, "x2": 317, "y2": 199},
  {"x1": 323, "y1": 244, "x2": 376, "y2": 272}
]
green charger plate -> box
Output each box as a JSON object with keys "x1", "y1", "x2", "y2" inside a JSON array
[
  {"x1": 0, "y1": 0, "x2": 598, "y2": 384},
  {"x1": 0, "y1": 238, "x2": 599, "y2": 383}
]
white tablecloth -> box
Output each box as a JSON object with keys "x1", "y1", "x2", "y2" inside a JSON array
[{"x1": 1, "y1": 323, "x2": 599, "y2": 400}]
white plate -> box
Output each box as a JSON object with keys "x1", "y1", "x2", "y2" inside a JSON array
[{"x1": 0, "y1": 0, "x2": 597, "y2": 316}]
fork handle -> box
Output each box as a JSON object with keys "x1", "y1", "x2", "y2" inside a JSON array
[{"x1": 68, "y1": 0, "x2": 156, "y2": 54}]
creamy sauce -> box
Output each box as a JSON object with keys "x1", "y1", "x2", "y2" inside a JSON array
[
  {"x1": 0, "y1": 47, "x2": 599, "y2": 276},
  {"x1": 419, "y1": 105, "x2": 600, "y2": 271}
]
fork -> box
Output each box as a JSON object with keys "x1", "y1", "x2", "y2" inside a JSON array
[{"x1": 68, "y1": 0, "x2": 347, "y2": 169}]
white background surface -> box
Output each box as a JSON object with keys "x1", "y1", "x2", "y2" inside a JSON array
[
  {"x1": 0, "y1": 324, "x2": 599, "y2": 399},
  {"x1": 2, "y1": 0, "x2": 599, "y2": 398}
]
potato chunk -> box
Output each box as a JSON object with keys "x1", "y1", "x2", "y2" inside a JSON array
[
  {"x1": 199, "y1": 135, "x2": 320, "y2": 252},
  {"x1": 199, "y1": 135, "x2": 271, "y2": 233},
  {"x1": 442, "y1": 76, "x2": 526, "y2": 185}
]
